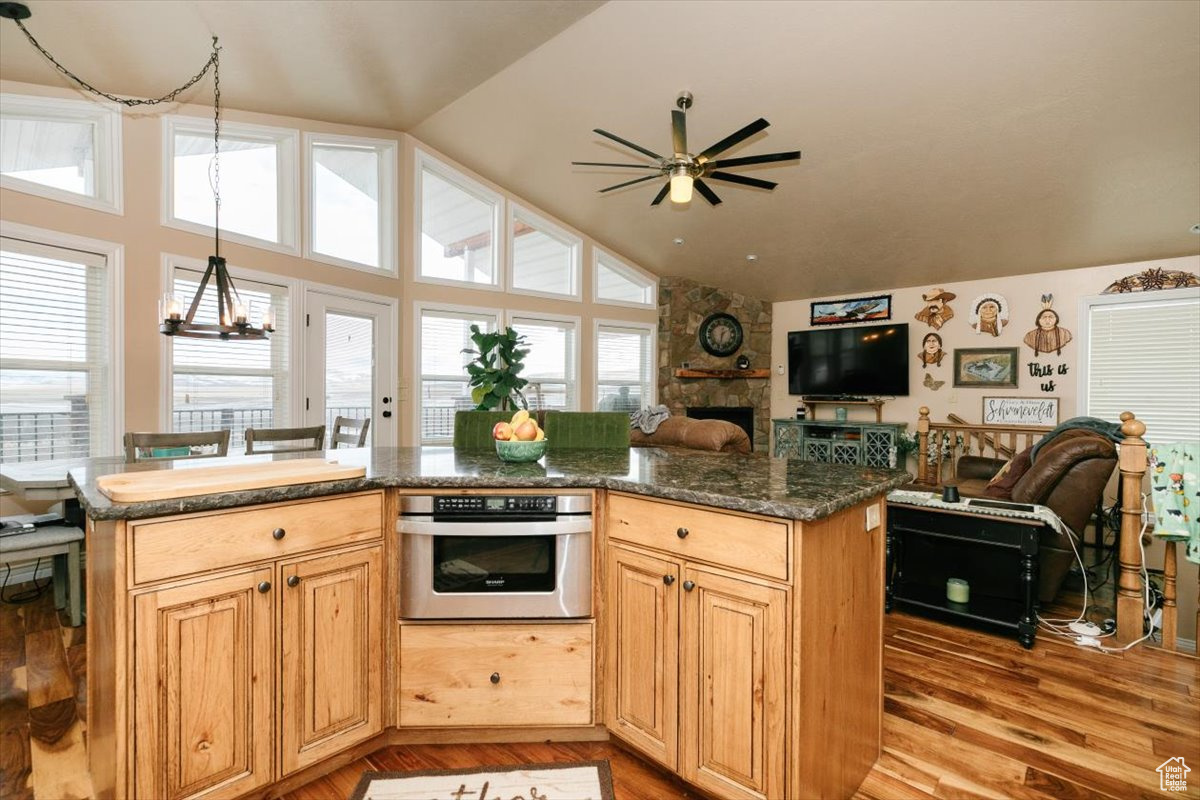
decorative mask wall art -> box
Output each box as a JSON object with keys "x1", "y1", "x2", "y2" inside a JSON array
[
  {"x1": 919, "y1": 332, "x2": 945, "y2": 369},
  {"x1": 1023, "y1": 294, "x2": 1073, "y2": 355},
  {"x1": 914, "y1": 288, "x2": 956, "y2": 330},
  {"x1": 968, "y1": 293, "x2": 1009, "y2": 337}
]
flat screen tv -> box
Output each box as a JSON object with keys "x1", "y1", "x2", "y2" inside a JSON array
[{"x1": 787, "y1": 323, "x2": 909, "y2": 396}]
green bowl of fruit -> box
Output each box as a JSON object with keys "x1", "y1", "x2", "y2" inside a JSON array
[{"x1": 492, "y1": 411, "x2": 548, "y2": 462}]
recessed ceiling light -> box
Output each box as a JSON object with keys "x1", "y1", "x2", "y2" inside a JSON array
[
  {"x1": 673, "y1": 237, "x2": 685, "y2": 246},
  {"x1": 745, "y1": 254, "x2": 758, "y2": 263},
  {"x1": 1191, "y1": 224, "x2": 1200, "y2": 234}
]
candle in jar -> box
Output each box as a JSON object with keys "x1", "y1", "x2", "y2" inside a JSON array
[
  {"x1": 946, "y1": 578, "x2": 970, "y2": 604},
  {"x1": 262, "y1": 306, "x2": 275, "y2": 332},
  {"x1": 160, "y1": 293, "x2": 182, "y2": 321},
  {"x1": 234, "y1": 301, "x2": 247, "y2": 324}
]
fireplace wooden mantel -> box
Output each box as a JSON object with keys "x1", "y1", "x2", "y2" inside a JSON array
[{"x1": 673, "y1": 368, "x2": 771, "y2": 379}]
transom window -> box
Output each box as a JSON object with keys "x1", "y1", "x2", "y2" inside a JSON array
[
  {"x1": 305, "y1": 133, "x2": 397, "y2": 273},
  {"x1": 595, "y1": 321, "x2": 656, "y2": 411},
  {"x1": 0, "y1": 93, "x2": 122, "y2": 214},
  {"x1": 509, "y1": 204, "x2": 581, "y2": 299},
  {"x1": 416, "y1": 150, "x2": 501, "y2": 288},
  {"x1": 594, "y1": 248, "x2": 656, "y2": 307},
  {"x1": 509, "y1": 314, "x2": 579, "y2": 411},
  {"x1": 164, "y1": 116, "x2": 298, "y2": 252},
  {"x1": 417, "y1": 304, "x2": 499, "y2": 443}
]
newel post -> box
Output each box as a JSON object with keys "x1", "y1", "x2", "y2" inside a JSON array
[
  {"x1": 1116, "y1": 411, "x2": 1147, "y2": 645},
  {"x1": 917, "y1": 407, "x2": 930, "y2": 484}
]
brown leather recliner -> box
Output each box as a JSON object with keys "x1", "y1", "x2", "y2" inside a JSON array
[
  {"x1": 630, "y1": 416, "x2": 752, "y2": 454},
  {"x1": 954, "y1": 429, "x2": 1119, "y2": 602}
]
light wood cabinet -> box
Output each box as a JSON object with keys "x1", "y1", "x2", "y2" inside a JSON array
[
  {"x1": 280, "y1": 546, "x2": 383, "y2": 775},
  {"x1": 605, "y1": 543, "x2": 788, "y2": 800},
  {"x1": 133, "y1": 567, "x2": 275, "y2": 800}
]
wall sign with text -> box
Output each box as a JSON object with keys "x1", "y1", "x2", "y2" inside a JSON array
[{"x1": 981, "y1": 396, "x2": 1059, "y2": 426}]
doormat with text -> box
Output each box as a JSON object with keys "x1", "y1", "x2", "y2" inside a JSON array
[{"x1": 349, "y1": 760, "x2": 615, "y2": 800}]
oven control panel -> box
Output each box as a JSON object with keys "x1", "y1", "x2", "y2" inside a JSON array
[{"x1": 433, "y1": 495, "x2": 556, "y2": 515}]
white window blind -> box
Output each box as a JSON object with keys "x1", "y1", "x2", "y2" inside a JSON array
[
  {"x1": 417, "y1": 154, "x2": 500, "y2": 287},
  {"x1": 418, "y1": 307, "x2": 498, "y2": 442},
  {"x1": 510, "y1": 206, "x2": 580, "y2": 298},
  {"x1": 595, "y1": 250, "x2": 655, "y2": 307},
  {"x1": 596, "y1": 323, "x2": 655, "y2": 411},
  {"x1": 1086, "y1": 294, "x2": 1200, "y2": 443},
  {"x1": 510, "y1": 315, "x2": 578, "y2": 411},
  {"x1": 0, "y1": 237, "x2": 112, "y2": 462},
  {"x1": 308, "y1": 135, "x2": 396, "y2": 271},
  {"x1": 169, "y1": 264, "x2": 290, "y2": 451}
]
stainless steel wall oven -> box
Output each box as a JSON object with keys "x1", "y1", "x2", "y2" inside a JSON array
[{"x1": 396, "y1": 493, "x2": 592, "y2": 619}]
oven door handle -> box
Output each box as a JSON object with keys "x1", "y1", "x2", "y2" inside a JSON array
[{"x1": 395, "y1": 518, "x2": 593, "y2": 537}]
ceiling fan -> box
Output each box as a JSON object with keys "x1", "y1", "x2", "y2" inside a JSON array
[{"x1": 572, "y1": 91, "x2": 801, "y2": 206}]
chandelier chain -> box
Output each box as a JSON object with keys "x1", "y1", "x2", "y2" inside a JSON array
[{"x1": 212, "y1": 41, "x2": 222, "y2": 259}]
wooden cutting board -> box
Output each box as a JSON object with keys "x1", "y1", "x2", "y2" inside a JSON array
[{"x1": 96, "y1": 460, "x2": 367, "y2": 503}]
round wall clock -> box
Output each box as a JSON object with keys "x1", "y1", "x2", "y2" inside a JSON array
[{"x1": 698, "y1": 312, "x2": 744, "y2": 357}]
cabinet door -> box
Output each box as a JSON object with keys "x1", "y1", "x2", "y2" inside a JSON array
[
  {"x1": 133, "y1": 568, "x2": 275, "y2": 800},
  {"x1": 604, "y1": 544, "x2": 679, "y2": 770},
  {"x1": 280, "y1": 545, "x2": 383, "y2": 775},
  {"x1": 680, "y1": 566, "x2": 788, "y2": 800}
]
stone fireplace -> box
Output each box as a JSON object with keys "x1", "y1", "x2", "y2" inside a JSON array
[{"x1": 658, "y1": 277, "x2": 772, "y2": 451}]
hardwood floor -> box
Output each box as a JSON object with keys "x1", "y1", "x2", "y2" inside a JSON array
[{"x1": 1, "y1": 572, "x2": 1196, "y2": 800}]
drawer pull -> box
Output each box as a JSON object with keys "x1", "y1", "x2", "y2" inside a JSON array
[
  {"x1": 676, "y1": 527, "x2": 689, "y2": 539},
  {"x1": 287, "y1": 575, "x2": 300, "y2": 588},
  {"x1": 490, "y1": 672, "x2": 501, "y2": 684},
  {"x1": 257, "y1": 581, "x2": 271, "y2": 593},
  {"x1": 272, "y1": 527, "x2": 286, "y2": 540},
  {"x1": 683, "y1": 580, "x2": 696, "y2": 592},
  {"x1": 663, "y1": 574, "x2": 675, "y2": 585}
]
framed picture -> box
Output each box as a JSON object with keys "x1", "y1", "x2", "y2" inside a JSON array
[
  {"x1": 953, "y1": 347, "x2": 1019, "y2": 388},
  {"x1": 982, "y1": 396, "x2": 1059, "y2": 426},
  {"x1": 809, "y1": 294, "x2": 892, "y2": 326}
]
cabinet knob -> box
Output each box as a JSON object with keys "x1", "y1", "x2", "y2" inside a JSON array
[
  {"x1": 663, "y1": 575, "x2": 675, "y2": 585},
  {"x1": 287, "y1": 575, "x2": 300, "y2": 588},
  {"x1": 682, "y1": 580, "x2": 696, "y2": 592},
  {"x1": 490, "y1": 672, "x2": 501, "y2": 684},
  {"x1": 257, "y1": 581, "x2": 271, "y2": 593},
  {"x1": 676, "y1": 527, "x2": 689, "y2": 539},
  {"x1": 272, "y1": 528, "x2": 286, "y2": 540}
]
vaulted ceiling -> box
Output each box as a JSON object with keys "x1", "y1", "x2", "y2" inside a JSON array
[{"x1": 2, "y1": 0, "x2": 1198, "y2": 301}]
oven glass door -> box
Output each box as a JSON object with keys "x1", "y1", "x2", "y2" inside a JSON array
[{"x1": 432, "y1": 534, "x2": 556, "y2": 593}]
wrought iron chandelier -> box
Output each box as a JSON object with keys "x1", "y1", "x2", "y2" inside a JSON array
[{"x1": 2, "y1": 2, "x2": 272, "y2": 341}]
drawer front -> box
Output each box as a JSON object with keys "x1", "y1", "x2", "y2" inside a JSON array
[
  {"x1": 606, "y1": 493, "x2": 790, "y2": 581},
  {"x1": 132, "y1": 492, "x2": 383, "y2": 584},
  {"x1": 399, "y1": 623, "x2": 593, "y2": 728}
]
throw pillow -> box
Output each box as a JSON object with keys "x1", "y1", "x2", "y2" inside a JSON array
[{"x1": 983, "y1": 446, "x2": 1034, "y2": 499}]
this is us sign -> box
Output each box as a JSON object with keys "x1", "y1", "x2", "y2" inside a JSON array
[{"x1": 982, "y1": 397, "x2": 1059, "y2": 426}]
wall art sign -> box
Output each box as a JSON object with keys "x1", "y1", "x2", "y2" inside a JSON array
[
  {"x1": 914, "y1": 288, "x2": 956, "y2": 329},
  {"x1": 982, "y1": 396, "x2": 1059, "y2": 426},
  {"x1": 810, "y1": 294, "x2": 892, "y2": 326},
  {"x1": 953, "y1": 347, "x2": 1020, "y2": 388},
  {"x1": 1023, "y1": 293, "x2": 1073, "y2": 355},
  {"x1": 968, "y1": 293, "x2": 1009, "y2": 337}
]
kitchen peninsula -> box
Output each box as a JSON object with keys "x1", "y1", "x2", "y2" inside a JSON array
[{"x1": 69, "y1": 447, "x2": 909, "y2": 800}]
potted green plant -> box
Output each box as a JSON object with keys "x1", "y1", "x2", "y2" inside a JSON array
[{"x1": 461, "y1": 324, "x2": 531, "y2": 411}]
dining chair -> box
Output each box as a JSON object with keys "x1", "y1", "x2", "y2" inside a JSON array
[
  {"x1": 331, "y1": 416, "x2": 371, "y2": 448},
  {"x1": 124, "y1": 430, "x2": 231, "y2": 462},
  {"x1": 244, "y1": 425, "x2": 326, "y2": 454}
]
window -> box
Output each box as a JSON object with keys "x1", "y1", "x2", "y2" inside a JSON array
[
  {"x1": 305, "y1": 133, "x2": 397, "y2": 273},
  {"x1": 416, "y1": 150, "x2": 501, "y2": 288},
  {"x1": 1082, "y1": 289, "x2": 1200, "y2": 443},
  {"x1": 164, "y1": 116, "x2": 298, "y2": 252},
  {"x1": 0, "y1": 93, "x2": 122, "y2": 214},
  {"x1": 166, "y1": 259, "x2": 292, "y2": 452},
  {"x1": 417, "y1": 304, "x2": 499, "y2": 443},
  {"x1": 509, "y1": 313, "x2": 579, "y2": 411},
  {"x1": 508, "y1": 204, "x2": 581, "y2": 299},
  {"x1": 595, "y1": 321, "x2": 656, "y2": 411},
  {"x1": 594, "y1": 248, "x2": 656, "y2": 307},
  {"x1": 1, "y1": 235, "x2": 116, "y2": 461}
]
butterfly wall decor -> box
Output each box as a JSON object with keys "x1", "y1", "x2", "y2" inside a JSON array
[{"x1": 924, "y1": 372, "x2": 945, "y2": 391}]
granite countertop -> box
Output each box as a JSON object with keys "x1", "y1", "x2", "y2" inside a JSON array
[{"x1": 68, "y1": 446, "x2": 911, "y2": 522}]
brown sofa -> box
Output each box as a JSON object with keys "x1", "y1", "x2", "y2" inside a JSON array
[
  {"x1": 630, "y1": 416, "x2": 752, "y2": 454},
  {"x1": 952, "y1": 429, "x2": 1119, "y2": 602}
]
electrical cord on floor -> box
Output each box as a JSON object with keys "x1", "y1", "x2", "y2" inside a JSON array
[{"x1": 0, "y1": 558, "x2": 53, "y2": 604}]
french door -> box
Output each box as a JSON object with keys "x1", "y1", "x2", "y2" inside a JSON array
[{"x1": 303, "y1": 290, "x2": 395, "y2": 446}]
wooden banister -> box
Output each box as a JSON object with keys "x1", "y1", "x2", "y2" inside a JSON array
[
  {"x1": 913, "y1": 407, "x2": 1051, "y2": 487},
  {"x1": 1116, "y1": 411, "x2": 1148, "y2": 645}
]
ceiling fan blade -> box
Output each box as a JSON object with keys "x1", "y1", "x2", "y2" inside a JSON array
[
  {"x1": 708, "y1": 151, "x2": 801, "y2": 169},
  {"x1": 594, "y1": 128, "x2": 663, "y2": 161},
  {"x1": 671, "y1": 109, "x2": 687, "y2": 156},
  {"x1": 572, "y1": 161, "x2": 661, "y2": 169},
  {"x1": 696, "y1": 118, "x2": 770, "y2": 162},
  {"x1": 650, "y1": 183, "x2": 670, "y2": 206},
  {"x1": 693, "y1": 179, "x2": 723, "y2": 206},
  {"x1": 599, "y1": 174, "x2": 662, "y2": 193},
  {"x1": 707, "y1": 170, "x2": 778, "y2": 190}
]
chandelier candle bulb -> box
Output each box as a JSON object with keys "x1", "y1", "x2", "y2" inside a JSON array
[
  {"x1": 262, "y1": 306, "x2": 275, "y2": 332},
  {"x1": 946, "y1": 578, "x2": 970, "y2": 604},
  {"x1": 160, "y1": 293, "x2": 182, "y2": 322},
  {"x1": 234, "y1": 301, "x2": 248, "y2": 325}
]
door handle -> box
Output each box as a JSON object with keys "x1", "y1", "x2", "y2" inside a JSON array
[
  {"x1": 382, "y1": 410, "x2": 392, "y2": 418},
  {"x1": 682, "y1": 580, "x2": 696, "y2": 592}
]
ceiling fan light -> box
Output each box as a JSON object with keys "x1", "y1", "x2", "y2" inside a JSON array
[{"x1": 669, "y1": 168, "x2": 693, "y2": 204}]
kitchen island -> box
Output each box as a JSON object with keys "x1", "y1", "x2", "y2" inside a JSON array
[{"x1": 69, "y1": 446, "x2": 909, "y2": 800}]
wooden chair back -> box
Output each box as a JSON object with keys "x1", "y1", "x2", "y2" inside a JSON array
[
  {"x1": 124, "y1": 430, "x2": 231, "y2": 463},
  {"x1": 244, "y1": 425, "x2": 326, "y2": 454},
  {"x1": 331, "y1": 416, "x2": 370, "y2": 447}
]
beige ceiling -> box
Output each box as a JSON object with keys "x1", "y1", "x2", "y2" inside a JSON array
[{"x1": 2, "y1": 0, "x2": 1198, "y2": 301}]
